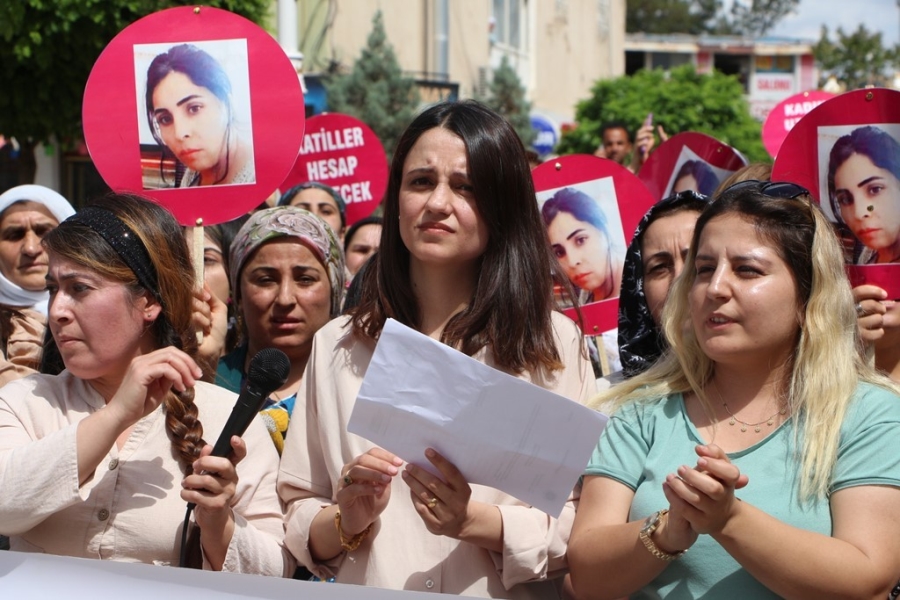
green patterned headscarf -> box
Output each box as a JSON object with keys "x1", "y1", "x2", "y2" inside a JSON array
[{"x1": 229, "y1": 207, "x2": 345, "y2": 317}]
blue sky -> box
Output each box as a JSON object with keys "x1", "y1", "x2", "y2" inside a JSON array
[{"x1": 767, "y1": 0, "x2": 899, "y2": 45}]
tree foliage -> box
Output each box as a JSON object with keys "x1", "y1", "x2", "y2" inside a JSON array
[
  {"x1": 557, "y1": 65, "x2": 768, "y2": 163},
  {"x1": 627, "y1": 0, "x2": 799, "y2": 37},
  {"x1": 814, "y1": 24, "x2": 899, "y2": 91},
  {"x1": 627, "y1": 0, "x2": 720, "y2": 35},
  {"x1": 477, "y1": 55, "x2": 534, "y2": 148},
  {"x1": 323, "y1": 11, "x2": 420, "y2": 160},
  {"x1": 714, "y1": 0, "x2": 800, "y2": 37},
  {"x1": 0, "y1": 0, "x2": 270, "y2": 146}
]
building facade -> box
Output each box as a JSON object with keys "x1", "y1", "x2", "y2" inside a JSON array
[
  {"x1": 294, "y1": 0, "x2": 625, "y2": 143},
  {"x1": 624, "y1": 33, "x2": 817, "y2": 122}
]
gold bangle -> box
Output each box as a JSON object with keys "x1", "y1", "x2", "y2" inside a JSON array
[{"x1": 334, "y1": 509, "x2": 372, "y2": 552}]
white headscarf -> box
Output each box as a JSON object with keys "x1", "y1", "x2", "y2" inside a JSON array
[{"x1": 0, "y1": 185, "x2": 76, "y2": 314}]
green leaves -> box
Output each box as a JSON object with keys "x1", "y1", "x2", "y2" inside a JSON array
[
  {"x1": 627, "y1": 0, "x2": 799, "y2": 37},
  {"x1": 557, "y1": 65, "x2": 768, "y2": 163},
  {"x1": 814, "y1": 24, "x2": 899, "y2": 90},
  {"x1": 0, "y1": 0, "x2": 269, "y2": 146}
]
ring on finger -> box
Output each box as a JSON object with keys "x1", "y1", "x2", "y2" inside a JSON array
[
  {"x1": 426, "y1": 497, "x2": 438, "y2": 509},
  {"x1": 343, "y1": 474, "x2": 353, "y2": 486},
  {"x1": 856, "y1": 302, "x2": 866, "y2": 316}
]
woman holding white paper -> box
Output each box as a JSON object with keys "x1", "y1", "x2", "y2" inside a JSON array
[{"x1": 278, "y1": 100, "x2": 594, "y2": 597}]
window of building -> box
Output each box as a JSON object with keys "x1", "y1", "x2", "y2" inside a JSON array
[
  {"x1": 755, "y1": 55, "x2": 794, "y2": 74},
  {"x1": 492, "y1": 0, "x2": 527, "y2": 51},
  {"x1": 650, "y1": 52, "x2": 693, "y2": 70},
  {"x1": 625, "y1": 51, "x2": 646, "y2": 75},
  {"x1": 714, "y1": 53, "x2": 752, "y2": 92}
]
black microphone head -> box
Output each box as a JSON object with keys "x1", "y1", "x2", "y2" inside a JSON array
[{"x1": 247, "y1": 348, "x2": 291, "y2": 396}]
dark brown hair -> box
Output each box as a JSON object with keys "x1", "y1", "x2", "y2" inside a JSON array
[
  {"x1": 351, "y1": 100, "x2": 569, "y2": 374},
  {"x1": 44, "y1": 194, "x2": 205, "y2": 474}
]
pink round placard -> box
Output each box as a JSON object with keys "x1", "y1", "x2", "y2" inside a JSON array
[
  {"x1": 772, "y1": 88, "x2": 900, "y2": 297},
  {"x1": 280, "y1": 113, "x2": 388, "y2": 226},
  {"x1": 761, "y1": 90, "x2": 835, "y2": 159},
  {"x1": 82, "y1": 6, "x2": 305, "y2": 226},
  {"x1": 533, "y1": 155, "x2": 655, "y2": 334},
  {"x1": 637, "y1": 132, "x2": 748, "y2": 201}
]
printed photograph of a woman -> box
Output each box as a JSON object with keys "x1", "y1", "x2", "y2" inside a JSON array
[
  {"x1": 538, "y1": 179, "x2": 626, "y2": 305},
  {"x1": 135, "y1": 40, "x2": 255, "y2": 189},
  {"x1": 824, "y1": 125, "x2": 900, "y2": 265}
]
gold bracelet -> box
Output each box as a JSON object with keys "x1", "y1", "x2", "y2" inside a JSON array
[
  {"x1": 334, "y1": 509, "x2": 372, "y2": 552},
  {"x1": 638, "y1": 509, "x2": 686, "y2": 561}
]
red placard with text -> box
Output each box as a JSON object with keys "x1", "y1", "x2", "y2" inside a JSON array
[
  {"x1": 281, "y1": 113, "x2": 388, "y2": 226},
  {"x1": 772, "y1": 88, "x2": 900, "y2": 297},
  {"x1": 533, "y1": 155, "x2": 655, "y2": 335},
  {"x1": 762, "y1": 90, "x2": 835, "y2": 159},
  {"x1": 83, "y1": 6, "x2": 305, "y2": 226}
]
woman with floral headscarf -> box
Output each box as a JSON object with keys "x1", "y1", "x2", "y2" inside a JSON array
[{"x1": 215, "y1": 207, "x2": 345, "y2": 453}]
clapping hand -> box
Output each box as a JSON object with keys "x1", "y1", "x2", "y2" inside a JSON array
[{"x1": 663, "y1": 444, "x2": 748, "y2": 535}]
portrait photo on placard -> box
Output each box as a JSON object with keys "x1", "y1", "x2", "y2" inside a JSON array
[
  {"x1": 134, "y1": 38, "x2": 256, "y2": 190},
  {"x1": 664, "y1": 146, "x2": 734, "y2": 198},
  {"x1": 818, "y1": 123, "x2": 900, "y2": 265},
  {"x1": 537, "y1": 176, "x2": 626, "y2": 305}
]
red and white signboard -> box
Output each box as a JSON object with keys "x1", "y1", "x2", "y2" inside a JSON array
[
  {"x1": 762, "y1": 90, "x2": 836, "y2": 158},
  {"x1": 281, "y1": 113, "x2": 388, "y2": 226},
  {"x1": 637, "y1": 132, "x2": 748, "y2": 202},
  {"x1": 533, "y1": 155, "x2": 655, "y2": 335},
  {"x1": 752, "y1": 73, "x2": 796, "y2": 101},
  {"x1": 82, "y1": 6, "x2": 305, "y2": 226},
  {"x1": 772, "y1": 88, "x2": 900, "y2": 297}
]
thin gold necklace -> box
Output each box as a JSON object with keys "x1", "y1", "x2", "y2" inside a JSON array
[{"x1": 711, "y1": 380, "x2": 787, "y2": 433}]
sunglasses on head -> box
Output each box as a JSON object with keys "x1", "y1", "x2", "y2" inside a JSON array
[{"x1": 725, "y1": 179, "x2": 810, "y2": 200}]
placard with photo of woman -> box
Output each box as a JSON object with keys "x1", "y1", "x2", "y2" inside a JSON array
[{"x1": 134, "y1": 39, "x2": 256, "y2": 189}]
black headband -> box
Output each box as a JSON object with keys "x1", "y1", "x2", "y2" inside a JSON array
[{"x1": 65, "y1": 207, "x2": 161, "y2": 302}]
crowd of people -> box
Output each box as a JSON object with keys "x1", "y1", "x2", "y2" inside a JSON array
[{"x1": 1, "y1": 98, "x2": 899, "y2": 600}]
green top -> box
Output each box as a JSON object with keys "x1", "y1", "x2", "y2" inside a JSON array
[{"x1": 586, "y1": 382, "x2": 900, "y2": 599}]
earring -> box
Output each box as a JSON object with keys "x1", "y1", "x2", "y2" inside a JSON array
[{"x1": 867, "y1": 205, "x2": 875, "y2": 212}]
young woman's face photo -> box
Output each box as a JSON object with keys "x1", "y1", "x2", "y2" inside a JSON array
[
  {"x1": 833, "y1": 152, "x2": 900, "y2": 259},
  {"x1": 547, "y1": 211, "x2": 611, "y2": 295},
  {"x1": 151, "y1": 71, "x2": 229, "y2": 175}
]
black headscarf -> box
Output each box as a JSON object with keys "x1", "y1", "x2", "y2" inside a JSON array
[{"x1": 618, "y1": 191, "x2": 711, "y2": 378}]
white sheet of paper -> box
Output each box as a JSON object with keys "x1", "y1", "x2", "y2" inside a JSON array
[{"x1": 347, "y1": 318, "x2": 608, "y2": 517}]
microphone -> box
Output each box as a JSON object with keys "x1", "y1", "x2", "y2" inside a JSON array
[
  {"x1": 209, "y1": 347, "x2": 291, "y2": 457},
  {"x1": 181, "y1": 348, "x2": 289, "y2": 563}
]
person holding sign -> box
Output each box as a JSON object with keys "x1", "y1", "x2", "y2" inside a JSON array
[
  {"x1": 278, "y1": 100, "x2": 593, "y2": 597},
  {"x1": 827, "y1": 125, "x2": 900, "y2": 265},
  {"x1": 145, "y1": 43, "x2": 254, "y2": 188},
  {"x1": 542, "y1": 187, "x2": 623, "y2": 304},
  {"x1": 0, "y1": 195, "x2": 289, "y2": 575},
  {"x1": 568, "y1": 181, "x2": 900, "y2": 599}
]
